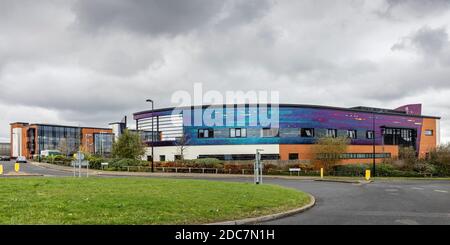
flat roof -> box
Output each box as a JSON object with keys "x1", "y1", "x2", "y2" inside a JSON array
[
  {"x1": 10, "y1": 122, "x2": 111, "y2": 130},
  {"x1": 133, "y1": 103, "x2": 441, "y2": 119}
]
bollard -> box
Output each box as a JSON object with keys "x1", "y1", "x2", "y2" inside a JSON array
[
  {"x1": 365, "y1": 170, "x2": 371, "y2": 181},
  {"x1": 320, "y1": 168, "x2": 324, "y2": 179},
  {"x1": 14, "y1": 163, "x2": 20, "y2": 172},
  {"x1": 0, "y1": 165, "x2": 3, "y2": 175}
]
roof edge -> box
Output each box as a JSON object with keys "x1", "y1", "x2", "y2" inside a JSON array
[{"x1": 133, "y1": 103, "x2": 441, "y2": 119}]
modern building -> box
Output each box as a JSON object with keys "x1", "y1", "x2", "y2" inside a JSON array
[
  {"x1": 133, "y1": 103, "x2": 440, "y2": 165},
  {"x1": 10, "y1": 122, "x2": 114, "y2": 159},
  {"x1": 0, "y1": 143, "x2": 10, "y2": 157}
]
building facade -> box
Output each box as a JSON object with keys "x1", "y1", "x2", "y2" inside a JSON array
[
  {"x1": 10, "y1": 122, "x2": 113, "y2": 158},
  {"x1": 0, "y1": 143, "x2": 10, "y2": 157},
  {"x1": 133, "y1": 103, "x2": 440, "y2": 165}
]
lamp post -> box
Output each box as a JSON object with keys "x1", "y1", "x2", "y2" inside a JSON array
[
  {"x1": 372, "y1": 111, "x2": 376, "y2": 176},
  {"x1": 146, "y1": 99, "x2": 155, "y2": 172}
]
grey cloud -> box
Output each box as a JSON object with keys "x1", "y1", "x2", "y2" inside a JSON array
[
  {"x1": 392, "y1": 26, "x2": 450, "y2": 65},
  {"x1": 377, "y1": 0, "x2": 450, "y2": 19},
  {"x1": 411, "y1": 26, "x2": 449, "y2": 55},
  {"x1": 72, "y1": 0, "x2": 272, "y2": 36}
]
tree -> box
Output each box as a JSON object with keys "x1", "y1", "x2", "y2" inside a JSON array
[
  {"x1": 312, "y1": 136, "x2": 349, "y2": 172},
  {"x1": 398, "y1": 146, "x2": 417, "y2": 170},
  {"x1": 175, "y1": 133, "x2": 190, "y2": 161},
  {"x1": 428, "y1": 144, "x2": 450, "y2": 176},
  {"x1": 112, "y1": 130, "x2": 145, "y2": 160},
  {"x1": 58, "y1": 138, "x2": 70, "y2": 157}
]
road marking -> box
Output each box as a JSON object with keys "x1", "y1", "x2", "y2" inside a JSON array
[
  {"x1": 434, "y1": 190, "x2": 448, "y2": 193},
  {"x1": 411, "y1": 187, "x2": 424, "y2": 190}
]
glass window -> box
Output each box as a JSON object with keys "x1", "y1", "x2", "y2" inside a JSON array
[
  {"x1": 230, "y1": 128, "x2": 247, "y2": 138},
  {"x1": 366, "y1": 130, "x2": 374, "y2": 139},
  {"x1": 425, "y1": 130, "x2": 433, "y2": 136},
  {"x1": 326, "y1": 129, "x2": 337, "y2": 138},
  {"x1": 289, "y1": 153, "x2": 299, "y2": 160},
  {"x1": 347, "y1": 130, "x2": 357, "y2": 139},
  {"x1": 198, "y1": 129, "x2": 214, "y2": 138},
  {"x1": 261, "y1": 128, "x2": 279, "y2": 137},
  {"x1": 300, "y1": 128, "x2": 315, "y2": 138}
]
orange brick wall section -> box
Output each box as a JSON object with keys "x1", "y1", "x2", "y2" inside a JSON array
[
  {"x1": 419, "y1": 118, "x2": 438, "y2": 158},
  {"x1": 81, "y1": 128, "x2": 112, "y2": 154},
  {"x1": 279, "y1": 144, "x2": 399, "y2": 165}
]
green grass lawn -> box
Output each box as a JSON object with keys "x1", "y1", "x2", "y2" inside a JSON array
[{"x1": 0, "y1": 177, "x2": 309, "y2": 224}]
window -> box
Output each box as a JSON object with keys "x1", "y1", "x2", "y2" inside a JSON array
[
  {"x1": 198, "y1": 128, "x2": 214, "y2": 138},
  {"x1": 366, "y1": 130, "x2": 374, "y2": 139},
  {"x1": 175, "y1": 155, "x2": 182, "y2": 160},
  {"x1": 425, "y1": 130, "x2": 434, "y2": 136},
  {"x1": 382, "y1": 127, "x2": 417, "y2": 149},
  {"x1": 326, "y1": 129, "x2": 337, "y2": 138},
  {"x1": 159, "y1": 155, "x2": 166, "y2": 162},
  {"x1": 289, "y1": 153, "x2": 299, "y2": 160},
  {"x1": 347, "y1": 130, "x2": 357, "y2": 139},
  {"x1": 300, "y1": 128, "x2": 315, "y2": 137},
  {"x1": 230, "y1": 128, "x2": 247, "y2": 138},
  {"x1": 261, "y1": 128, "x2": 279, "y2": 137}
]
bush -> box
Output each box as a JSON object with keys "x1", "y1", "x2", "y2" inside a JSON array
[
  {"x1": 156, "y1": 158, "x2": 224, "y2": 169},
  {"x1": 191, "y1": 158, "x2": 223, "y2": 168},
  {"x1": 399, "y1": 147, "x2": 418, "y2": 170},
  {"x1": 428, "y1": 144, "x2": 450, "y2": 176},
  {"x1": 86, "y1": 155, "x2": 106, "y2": 169},
  {"x1": 375, "y1": 164, "x2": 396, "y2": 177},
  {"x1": 109, "y1": 158, "x2": 148, "y2": 169},
  {"x1": 224, "y1": 163, "x2": 254, "y2": 174},
  {"x1": 412, "y1": 162, "x2": 436, "y2": 176},
  {"x1": 43, "y1": 155, "x2": 72, "y2": 166},
  {"x1": 331, "y1": 164, "x2": 368, "y2": 176}
]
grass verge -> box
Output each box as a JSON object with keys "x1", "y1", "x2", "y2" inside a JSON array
[{"x1": 0, "y1": 177, "x2": 309, "y2": 224}]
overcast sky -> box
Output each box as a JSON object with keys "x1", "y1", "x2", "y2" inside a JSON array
[{"x1": 1, "y1": 0, "x2": 450, "y2": 143}]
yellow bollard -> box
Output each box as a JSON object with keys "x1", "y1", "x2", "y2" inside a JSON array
[
  {"x1": 365, "y1": 170, "x2": 371, "y2": 181},
  {"x1": 320, "y1": 168, "x2": 324, "y2": 179},
  {"x1": 0, "y1": 165, "x2": 3, "y2": 175},
  {"x1": 14, "y1": 163, "x2": 20, "y2": 172}
]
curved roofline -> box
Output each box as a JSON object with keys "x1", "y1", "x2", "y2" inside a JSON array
[{"x1": 133, "y1": 103, "x2": 441, "y2": 119}]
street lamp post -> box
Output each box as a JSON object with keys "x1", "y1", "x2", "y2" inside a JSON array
[
  {"x1": 372, "y1": 111, "x2": 376, "y2": 176},
  {"x1": 146, "y1": 99, "x2": 155, "y2": 173}
]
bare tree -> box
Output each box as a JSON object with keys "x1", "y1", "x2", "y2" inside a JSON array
[
  {"x1": 58, "y1": 138, "x2": 70, "y2": 157},
  {"x1": 312, "y1": 136, "x2": 349, "y2": 172},
  {"x1": 175, "y1": 134, "x2": 190, "y2": 161}
]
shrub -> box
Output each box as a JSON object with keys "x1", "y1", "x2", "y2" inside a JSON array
[
  {"x1": 374, "y1": 164, "x2": 396, "y2": 177},
  {"x1": 109, "y1": 158, "x2": 149, "y2": 170},
  {"x1": 87, "y1": 155, "x2": 106, "y2": 169},
  {"x1": 191, "y1": 158, "x2": 223, "y2": 168},
  {"x1": 412, "y1": 162, "x2": 436, "y2": 176},
  {"x1": 399, "y1": 147, "x2": 418, "y2": 170},
  {"x1": 332, "y1": 164, "x2": 368, "y2": 176},
  {"x1": 428, "y1": 144, "x2": 450, "y2": 176},
  {"x1": 224, "y1": 163, "x2": 254, "y2": 174}
]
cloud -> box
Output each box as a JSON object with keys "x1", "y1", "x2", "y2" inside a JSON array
[
  {"x1": 72, "y1": 0, "x2": 272, "y2": 36},
  {"x1": 377, "y1": 0, "x2": 450, "y2": 20},
  {"x1": 392, "y1": 25, "x2": 450, "y2": 65}
]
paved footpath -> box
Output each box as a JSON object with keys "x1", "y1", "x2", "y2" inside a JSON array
[{"x1": 1, "y1": 160, "x2": 449, "y2": 225}]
